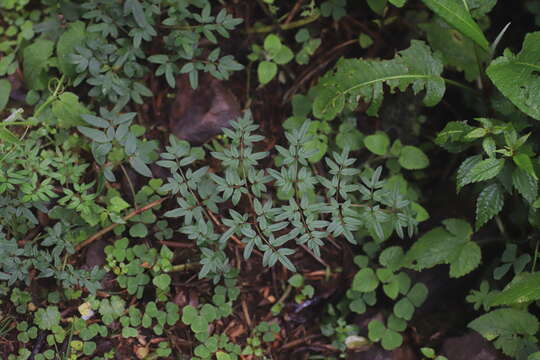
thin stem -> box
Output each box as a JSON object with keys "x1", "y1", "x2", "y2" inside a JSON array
[
  {"x1": 120, "y1": 164, "x2": 138, "y2": 208},
  {"x1": 246, "y1": 13, "x2": 320, "y2": 34},
  {"x1": 74, "y1": 196, "x2": 168, "y2": 252},
  {"x1": 170, "y1": 262, "x2": 200, "y2": 272}
]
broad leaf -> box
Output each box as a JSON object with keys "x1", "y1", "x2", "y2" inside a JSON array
[
  {"x1": 0, "y1": 78, "x2": 11, "y2": 112},
  {"x1": 23, "y1": 39, "x2": 54, "y2": 90},
  {"x1": 487, "y1": 32, "x2": 540, "y2": 121},
  {"x1": 398, "y1": 145, "x2": 430, "y2": 170},
  {"x1": 421, "y1": 0, "x2": 489, "y2": 51},
  {"x1": 469, "y1": 308, "x2": 538, "y2": 341},
  {"x1": 51, "y1": 92, "x2": 90, "y2": 128},
  {"x1": 312, "y1": 40, "x2": 444, "y2": 120},
  {"x1": 56, "y1": 21, "x2": 86, "y2": 78},
  {"x1": 513, "y1": 167, "x2": 538, "y2": 204},
  {"x1": 404, "y1": 218, "x2": 481, "y2": 277},
  {"x1": 475, "y1": 183, "x2": 504, "y2": 230},
  {"x1": 490, "y1": 272, "x2": 540, "y2": 306},
  {"x1": 458, "y1": 157, "x2": 505, "y2": 190}
]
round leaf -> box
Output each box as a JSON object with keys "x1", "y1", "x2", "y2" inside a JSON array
[
  {"x1": 364, "y1": 133, "x2": 390, "y2": 155},
  {"x1": 258, "y1": 61, "x2": 278, "y2": 85},
  {"x1": 398, "y1": 145, "x2": 429, "y2": 170}
]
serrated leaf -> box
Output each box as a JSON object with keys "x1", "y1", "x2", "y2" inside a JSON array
[
  {"x1": 475, "y1": 183, "x2": 504, "y2": 230},
  {"x1": 490, "y1": 272, "x2": 540, "y2": 306},
  {"x1": 312, "y1": 40, "x2": 444, "y2": 120},
  {"x1": 421, "y1": 0, "x2": 489, "y2": 51},
  {"x1": 52, "y1": 92, "x2": 90, "y2": 128},
  {"x1": 486, "y1": 32, "x2": 540, "y2": 120},
  {"x1": 23, "y1": 39, "x2": 54, "y2": 90},
  {"x1": 57, "y1": 21, "x2": 86, "y2": 78},
  {"x1": 469, "y1": 308, "x2": 539, "y2": 341},
  {"x1": 513, "y1": 167, "x2": 538, "y2": 204},
  {"x1": 459, "y1": 158, "x2": 505, "y2": 190},
  {"x1": 404, "y1": 219, "x2": 481, "y2": 278}
]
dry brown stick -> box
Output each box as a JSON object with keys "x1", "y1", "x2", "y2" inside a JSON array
[
  {"x1": 284, "y1": 0, "x2": 304, "y2": 25},
  {"x1": 280, "y1": 334, "x2": 320, "y2": 350},
  {"x1": 74, "y1": 196, "x2": 169, "y2": 252}
]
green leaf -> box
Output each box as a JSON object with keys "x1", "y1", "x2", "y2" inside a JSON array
[
  {"x1": 109, "y1": 196, "x2": 130, "y2": 213},
  {"x1": 0, "y1": 78, "x2": 11, "y2": 112},
  {"x1": 364, "y1": 132, "x2": 390, "y2": 155},
  {"x1": 381, "y1": 329, "x2": 403, "y2": 350},
  {"x1": 216, "y1": 352, "x2": 232, "y2": 360},
  {"x1": 408, "y1": 283, "x2": 429, "y2": 307},
  {"x1": 404, "y1": 219, "x2": 481, "y2": 278},
  {"x1": 394, "y1": 298, "x2": 414, "y2": 320},
  {"x1": 398, "y1": 145, "x2": 430, "y2": 170},
  {"x1": 486, "y1": 32, "x2": 540, "y2": 120},
  {"x1": 458, "y1": 158, "x2": 505, "y2": 190},
  {"x1": 129, "y1": 223, "x2": 148, "y2": 238},
  {"x1": 0, "y1": 127, "x2": 19, "y2": 145},
  {"x1": 513, "y1": 153, "x2": 537, "y2": 180},
  {"x1": 125, "y1": 0, "x2": 148, "y2": 28},
  {"x1": 258, "y1": 61, "x2": 278, "y2": 85},
  {"x1": 421, "y1": 19, "x2": 487, "y2": 81},
  {"x1": 51, "y1": 92, "x2": 90, "y2": 128},
  {"x1": 264, "y1": 34, "x2": 282, "y2": 55},
  {"x1": 336, "y1": 123, "x2": 364, "y2": 150},
  {"x1": 129, "y1": 156, "x2": 153, "y2": 177},
  {"x1": 475, "y1": 183, "x2": 504, "y2": 230},
  {"x1": 273, "y1": 46, "x2": 294, "y2": 65},
  {"x1": 23, "y1": 39, "x2": 54, "y2": 90},
  {"x1": 153, "y1": 274, "x2": 171, "y2": 290},
  {"x1": 312, "y1": 40, "x2": 444, "y2": 120},
  {"x1": 182, "y1": 306, "x2": 197, "y2": 325},
  {"x1": 35, "y1": 306, "x2": 61, "y2": 330},
  {"x1": 368, "y1": 320, "x2": 386, "y2": 341},
  {"x1": 77, "y1": 126, "x2": 110, "y2": 143},
  {"x1": 288, "y1": 274, "x2": 304, "y2": 288},
  {"x1": 56, "y1": 22, "x2": 86, "y2": 78},
  {"x1": 421, "y1": 0, "x2": 489, "y2": 51},
  {"x1": 512, "y1": 167, "x2": 538, "y2": 204},
  {"x1": 122, "y1": 327, "x2": 138, "y2": 338},
  {"x1": 352, "y1": 268, "x2": 380, "y2": 292},
  {"x1": 490, "y1": 272, "x2": 540, "y2": 306},
  {"x1": 469, "y1": 308, "x2": 539, "y2": 341}
]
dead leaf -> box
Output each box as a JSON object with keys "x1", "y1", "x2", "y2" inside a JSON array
[{"x1": 169, "y1": 74, "x2": 241, "y2": 144}]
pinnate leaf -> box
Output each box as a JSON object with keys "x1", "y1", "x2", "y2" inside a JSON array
[{"x1": 312, "y1": 40, "x2": 444, "y2": 120}]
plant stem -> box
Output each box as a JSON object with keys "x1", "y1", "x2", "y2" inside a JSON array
[{"x1": 74, "y1": 196, "x2": 168, "y2": 252}]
